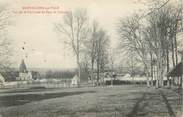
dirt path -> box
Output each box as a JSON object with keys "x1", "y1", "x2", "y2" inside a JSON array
[
  {"x1": 160, "y1": 90, "x2": 176, "y2": 117},
  {"x1": 127, "y1": 88, "x2": 182, "y2": 117}
]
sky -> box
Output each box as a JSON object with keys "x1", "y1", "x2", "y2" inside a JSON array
[{"x1": 0, "y1": 0, "x2": 181, "y2": 69}]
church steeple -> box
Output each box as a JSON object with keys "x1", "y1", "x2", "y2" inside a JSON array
[{"x1": 19, "y1": 59, "x2": 27, "y2": 73}]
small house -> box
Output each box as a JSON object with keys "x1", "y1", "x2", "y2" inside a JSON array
[{"x1": 71, "y1": 75, "x2": 80, "y2": 86}]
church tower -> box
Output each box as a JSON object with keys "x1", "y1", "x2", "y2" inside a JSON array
[
  {"x1": 18, "y1": 59, "x2": 32, "y2": 81},
  {"x1": 19, "y1": 59, "x2": 27, "y2": 73},
  {"x1": 17, "y1": 58, "x2": 33, "y2": 81}
]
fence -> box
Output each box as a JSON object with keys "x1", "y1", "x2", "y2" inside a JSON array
[{"x1": 2, "y1": 79, "x2": 74, "y2": 89}]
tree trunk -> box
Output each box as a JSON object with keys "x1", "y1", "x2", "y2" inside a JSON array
[
  {"x1": 144, "y1": 65, "x2": 150, "y2": 87},
  {"x1": 159, "y1": 58, "x2": 164, "y2": 87},
  {"x1": 146, "y1": 74, "x2": 150, "y2": 87},
  {"x1": 171, "y1": 38, "x2": 175, "y2": 67},
  {"x1": 166, "y1": 48, "x2": 170, "y2": 88},
  {"x1": 111, "y1": 78, "x2": 113, "y2": 86},
  {"x1": 97, "y1": 58, "x2": 100, "y2": 86},
  {"x1": 153, "y1": 65, "x2": 156, "y2": 86},
  {"x1": 91, "y1": 60, "x2": 95, "y2": 86},
  {"x1": 96, "y1": 46, "x2": 100, "y2": 86},
  {"x1": 77, "y1": 55, "x2": 80, "y2": 87},
  {"x1": 96, "y1": 38, "x2": 101, "y2": 86},
  {"x1": 180, "y1": 76, "x2": 182, "y2": 89},
  {"x1": 174, "y1": 36, "x2": 178, "y2": 65},
  {"x1": 156, "y1": 49, "x2": 161, "y2": 88},
  {"x1": 181, "y1": 56, "x2": 183, "y2": 88},
  {"x1": 150, "y1": 53, "x2": 154, "y2": 86}
]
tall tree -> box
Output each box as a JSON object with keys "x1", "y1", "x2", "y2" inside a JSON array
[
  {"x1": 55, "y1": 9, "x2": 89, "y2": 83},
  {"x1": 0, "y1": 5, "x2": 12, "y2": 71},
  {"x1": 145, "y1": 5, "x2": 183, "y2": 87},
  {"x1": 118, "y1": 14, "x2": 151, "y2": 87},
  {"x1": 95, "y1": 29, "x2": 109, "y2": 85},
  {"x1": 83, "y1": 21, "x2": 99, "y2": 85}
]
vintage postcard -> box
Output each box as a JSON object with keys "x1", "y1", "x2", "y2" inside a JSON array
[{"x1": 0, "y1": 0, "x2": 182, "y2": 117}]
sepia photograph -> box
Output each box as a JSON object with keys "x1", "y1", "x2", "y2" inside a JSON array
[{"x1": 0, "y1": 0, "x2": 182, "y2": 117}]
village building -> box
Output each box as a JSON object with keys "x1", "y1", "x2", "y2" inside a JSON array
[
  {"x1": 168, "y1": 62, "x2": 183, "y2": 88},
  {"x1": 71, "y1": 75, "x2": 80, "y2": 87},
  {"x1": 16, "y1": 59, "x2": 32, "y2": 81}
]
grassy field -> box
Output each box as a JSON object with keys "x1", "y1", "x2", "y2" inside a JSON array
[{"x1": 0, "y1": 85, "x2": 182, "y2": 117}]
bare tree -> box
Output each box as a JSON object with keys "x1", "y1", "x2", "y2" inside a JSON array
[
  {"x1": 82, "y1": 21, "x2": 110, "y2": 86},
  {"x1": 108, "y1": 48, "x2": 118, "y2": 86},
  {"x1": 83, "y1": 21, "x2": 99, "y2": 86},
  {"x1": 55, "y1": 9, "x2": 89, "y2": 84},
  {"x1": 117, "y1": 0, "x2": 183, "y2": 88},
  {"x1": 145, "y1": 4, "x2": 183, "y2": 87},
  {"x1": 0, "y1": 5, "x2": 12, "y2": 71},
  {"x1": 118, "y1": 14, "x2": 151, "y2": 87},
  {"x1": 126, "y1": 51, "x2": 138, "y2": 80},
  {"x1": 95, "y1": 29, "x2": 109, "y2": 86}
]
